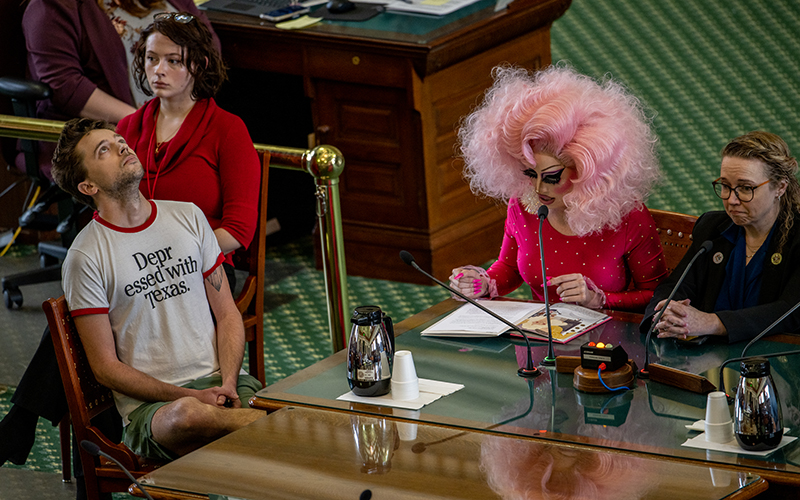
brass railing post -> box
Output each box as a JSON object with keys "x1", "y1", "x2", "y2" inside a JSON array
[
  {"x1": 306, "y1": 146, "x2": 348, "y2": 352},
  {"x1": 256, "y1": 144, "x2": 349, "y2": 353},
  {"x1": 0, "y1": 115, "x2": 349, "y2": 354}
]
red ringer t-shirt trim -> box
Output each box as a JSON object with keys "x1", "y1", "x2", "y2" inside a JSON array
[
  {"x1": 203, "y1": 252, "x2": 226, "y2": 279},
  {"x1": 71, "y1": 307, "x2": 110, "y2": 317},
  {"x1": 92, "y1": 200, "x2": 158, "y2": 233}
]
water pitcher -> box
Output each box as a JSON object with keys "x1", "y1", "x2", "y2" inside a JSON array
[{"x1": 347, "y1": 305, "x2": 394, "y2": 396}]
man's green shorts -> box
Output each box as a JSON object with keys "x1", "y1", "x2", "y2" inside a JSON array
[{"x1": 123, "y1": 373, "x2": 262, "y2": 460}]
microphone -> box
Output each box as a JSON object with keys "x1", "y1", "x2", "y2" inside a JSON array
[
  {"x1": 537, "y1": 205, "x2": 556, "y2": 366},
  {"x1": 80, "y1": 440, "x2": 155, "y2": 500},
  {"x1": 399, "y1": 250, "x2": 540, "y2": 378},
  {"x1": 716, "y1": 299, "x2": 800, "y2": 399},
  {"x1": 740, "y1": 300, "x2": 800, "y2": 358},
  {"x1": 639, "y1": 240, "x2": 713, "y2": 379}
]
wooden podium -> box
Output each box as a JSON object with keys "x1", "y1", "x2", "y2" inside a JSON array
[{"x1": 208, "y1": 0, "x2": 572, "y2": 283}]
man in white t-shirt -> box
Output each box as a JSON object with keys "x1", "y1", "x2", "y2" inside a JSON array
[{"x1": 51, "y1": 118, "x2": 263, "y2": 460}]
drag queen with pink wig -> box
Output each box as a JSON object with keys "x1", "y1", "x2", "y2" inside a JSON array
[{"x1": 450, "y1": 65, "x2": 667, "y2": 311}]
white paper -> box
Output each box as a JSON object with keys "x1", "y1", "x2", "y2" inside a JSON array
[
  {"x1": 422, "y1": 301, "x2": 543, "y2": 336},
  {"x1": 337, "y1": 378, "x2": 464, "y2": 410},
  {"x1": 682, "y1": 427, "x2": 795, "y2": 455},
  {"x1": 384, "y1": 0, "x2": 481, "y2": 16},
  {"x1": 421, "y1": 300, "x2": 610, "y2": 343},
  {"x1": 685, "y1": 419, "x2": 706, "y2": 432}
]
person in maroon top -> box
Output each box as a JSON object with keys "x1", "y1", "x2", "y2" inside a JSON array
[
  {"x1": 117, "y1": 13, "x2": 260, "y2": 288},
  {"x1": 22, "y1": 0, "x2": 218, "y2": 177},
  {"x1": 449, "y1": 65, "x2": 667, "y2": 312}
]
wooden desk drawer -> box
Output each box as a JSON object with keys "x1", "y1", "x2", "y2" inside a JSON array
[{"x1": 306, "y1": 47, "x2": 411, "y2": 88}]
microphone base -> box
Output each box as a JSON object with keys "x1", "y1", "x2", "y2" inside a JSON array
[
  {"x1": 541, "y1": 356, "x2": 556, "y2": 366},
  {"x1": 517, "y1": 366, "x2": 541, "y2": 378},
  {"x1": 574, "y1": 363, "x2": 635, "y2": 393}
]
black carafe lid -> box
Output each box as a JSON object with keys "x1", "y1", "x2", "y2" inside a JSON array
[
  {"x1": 351, "y1": 305, "x2": 383, "y2": 326},
  {"x1": 740, "y1": 357, "x2": 770, "y2": 377}
]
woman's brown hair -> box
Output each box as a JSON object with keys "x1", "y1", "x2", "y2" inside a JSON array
[
  {"x1": 132, "y1": 12, "x2": 227, "y2": 101},
  {"x1": 722, "y1": 131, "x2": 800, "y2": 253}
]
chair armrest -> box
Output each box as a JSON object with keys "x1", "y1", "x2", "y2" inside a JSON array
[{"x1": 0, "y1": 76, "x2": 52, "y2": 101}]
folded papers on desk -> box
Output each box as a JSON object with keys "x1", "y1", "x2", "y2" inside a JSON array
[
  {"x1": 337, "y1": 378, "x2": 464, "y2": 410},
  {"x1": 350, "y1": 0, "x2": 482, "y2": 15},
  {"x1": 385, "y1": 0, "x2": 482, "y2": 15},
  {"x1": 682, "y1": 420, "x2": 796, "y2": 456},
  {"x1": 421, "y1": 300, "x2": 610, "y2": 343}
]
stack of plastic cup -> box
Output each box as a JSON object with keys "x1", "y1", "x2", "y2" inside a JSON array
[
  {"x1": 704, "y1": 391, "x2": 734, "y2": 443},
  {"x1": 391, "y1": 350, "x2": 419, "y2": 401},
  {"x1": 396, "y1": 411, "x2": 420, "y2": 441}
]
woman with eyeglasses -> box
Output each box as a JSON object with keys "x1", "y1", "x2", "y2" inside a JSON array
[
  {"x1": 448, "y1": 65, "x2": 667, "y2": 312},
  {"x1": 117, "y1": 13, "x2": 260, "y2": 288},
  {"x1": 642, "y1": 131, "x2": 800, "y2": 342},
  {"x1": 23, "y1": 0, "x2": 217, "y2": 125}
]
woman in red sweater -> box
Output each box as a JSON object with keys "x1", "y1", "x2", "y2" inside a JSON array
[
  {"x1": 449, "y1": 65, "x2": 667, "y2": 312},
  {"x1": 117, "y1": 12, "x2": 260, "y2": 288}
]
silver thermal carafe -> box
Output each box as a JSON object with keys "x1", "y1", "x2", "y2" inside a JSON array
[
  {"x1": 347, "y1": 306, "x2": 394, "y2": 397},
  {"x1": 734, "y1": 357, "x2": 783, "y2": 451}
]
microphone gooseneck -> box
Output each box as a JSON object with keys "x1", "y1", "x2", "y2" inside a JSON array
[
  {"x1": 740, "y1": 300, "x2": 800, "y2": 358},
  {"x1": 537, "y1": 205, "x2": 556, "y2": 366},
  {"x1": 715, "y1": 299, "x2": 800, "y2": 399},
  {"x1": 399, "y1": 250, "x2": 540, "y2": 378},
  {"x1": 80, "y1": 440, "x2": 155, "y2": 500},
  {"x1": 639, "y1": 240, "x2": 713, "y2": 378}
]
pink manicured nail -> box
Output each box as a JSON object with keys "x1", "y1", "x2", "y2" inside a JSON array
[{"x1": 455, "y1": 272, "x2": 464, "y2": 279}]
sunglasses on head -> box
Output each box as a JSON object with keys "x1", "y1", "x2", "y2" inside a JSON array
[{"x1": 153, "y1": 12, "x2": 195, "y2": 23}]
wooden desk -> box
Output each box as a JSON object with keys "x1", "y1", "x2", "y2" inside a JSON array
[
  {"x1": 134, "y1": 406, "x2": 766, "y2": 499},
  {"x1": 206, "y1": 0, "x2": 571, "y2": 283},
  {"x1": 250, "y1": 300, "x2": 800, "y2": 497}
]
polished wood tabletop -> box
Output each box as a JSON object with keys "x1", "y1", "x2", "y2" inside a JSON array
[
  {"x1": 250, "y1": 299, "x2": 800, "y2": 494},
  {"x1": 134, "y1": 406, "x2": 766, "y2": 500}
]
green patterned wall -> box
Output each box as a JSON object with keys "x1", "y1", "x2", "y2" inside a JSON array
[{"x1": 549, "y1": 0, "x2": 800, "y2": 216}]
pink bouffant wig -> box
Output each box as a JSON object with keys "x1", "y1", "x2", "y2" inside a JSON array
[{"x1": 459, "y1": 65, "x2": 660, "y2": 236}]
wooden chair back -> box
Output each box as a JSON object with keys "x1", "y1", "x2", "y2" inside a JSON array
[
  {"x1": 43, "y1": 296, "x2": 163, "y2": 500},
  {"x1": 648, "y1": 208, "x2": 698, "y2": 275},
  {"x1": 231, "y1": 151, "x2": 269, "y2": 385}
]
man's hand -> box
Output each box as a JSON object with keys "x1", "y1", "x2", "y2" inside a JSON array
[{"x1": 195, "y1": 385, "x2": 242, "y2": 408}]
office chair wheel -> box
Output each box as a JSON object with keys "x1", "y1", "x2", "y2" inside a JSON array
[{"x1": 4, "y1": 287, "x2": 23, "y2": 309}]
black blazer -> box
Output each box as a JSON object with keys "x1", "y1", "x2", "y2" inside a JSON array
[{"x1": 640, "y1": 210, "x2": 800, "y2": 343}]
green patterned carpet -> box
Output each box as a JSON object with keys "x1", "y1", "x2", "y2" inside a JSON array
[
  {"x1": 3, "y1": 0, "x2": 800, "y2": 494},
  {"x1": 552, "y1": 0, "x2": 800, "y2": 216}
]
